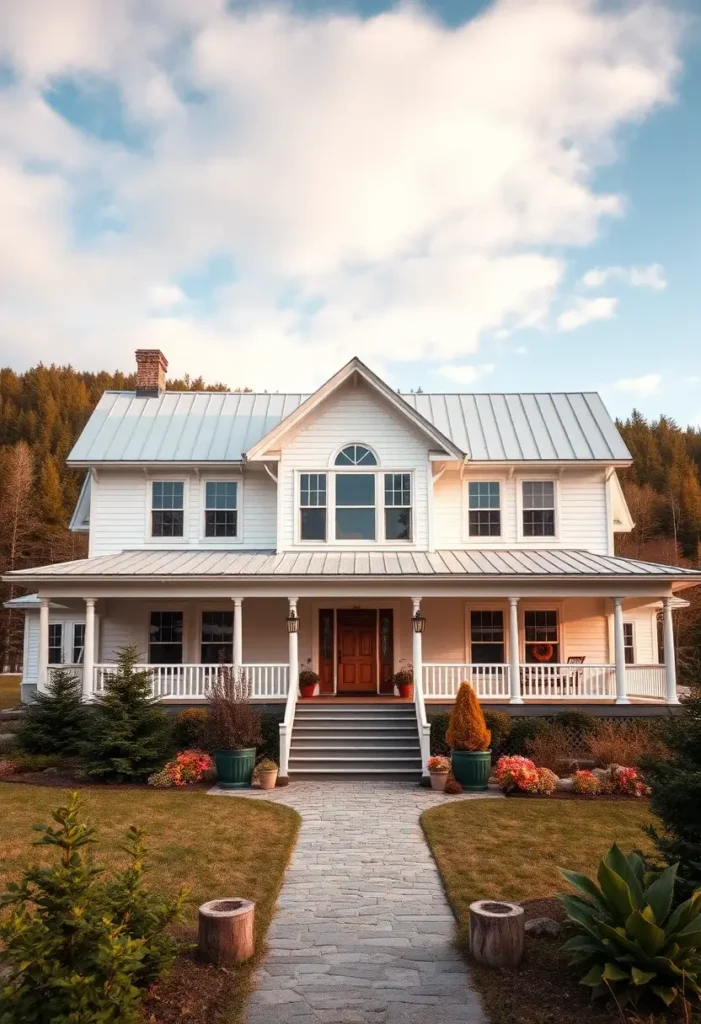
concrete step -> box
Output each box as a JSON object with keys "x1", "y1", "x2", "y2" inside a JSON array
[
  {"x1": 289, "y1": 769, "x2": 423, "y2": 780},
  {"x1": 290, "y1": 740, "x2": 421, "y2": 753}
]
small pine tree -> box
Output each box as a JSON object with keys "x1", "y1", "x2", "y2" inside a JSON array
[
  {"x1": 641, "y1": 684, "x2": 701, "y2": 902},
  {"x1": 445, "y1": 682, "x2": 491, "y2": 751},
  {"x1": 81, "y1": 646, "x2": 172, "y2": 781},
  {"x1": 18, "y1": 668, "x2": 89, "y2": 756}
]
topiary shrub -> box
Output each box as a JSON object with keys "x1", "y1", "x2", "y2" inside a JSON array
[
  {"x1": 446, "y1": 682, "x2": 491, "y2": 751},
  {"x1": 0, "y1": 793, "x2": 187, "y2": 1022},
  {"x1": 641, "y1": 684, "x2": 701, "y2": 903},
  {"x1": 18, "y1": 668, "x2": 89, "y2": 756},
  {"x1": 81, "y1": 646, "x2": 172, "y2": 782},
  {"x1": 172, "y1": 708, "x2": 209, "y2": 750}
]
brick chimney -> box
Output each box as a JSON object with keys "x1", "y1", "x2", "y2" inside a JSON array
[{"x1": 135, "y1": 349, "x2": 168, "y2": 397}]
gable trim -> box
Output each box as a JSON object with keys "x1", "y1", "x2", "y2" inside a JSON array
[{"x1": 244, "y1": 357, "x2": 464, "y2": 462}]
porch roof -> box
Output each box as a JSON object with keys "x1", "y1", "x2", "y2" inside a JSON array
[{"x1": 6, "y1": 548, "x2": 701, "y2": 582}]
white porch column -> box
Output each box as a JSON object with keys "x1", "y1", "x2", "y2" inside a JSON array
[
  {"x1": 288, "y1": 597, "x2": 299, "y2": 696},
  {"x1": 232, "y1": 598, "x2": 243, "y2": 672},
  {"x1": 508, "y1": 598, "x2": 522, "y2": 704},
  {"x1": 613, "y1": 597, "x2": 630, "y2": 705},
  {"x1": 412, "y1": 597, "x2": 423, "y2": 696},
  {"x1": 663, "y1": 597, "x2": 680, "y2": 705},
  {"x1": 38, "y1": 598, "x2": 50, "y2": 693},
  {"x1": 83, "y1": 599, "x2": 96, "y2": 701}
]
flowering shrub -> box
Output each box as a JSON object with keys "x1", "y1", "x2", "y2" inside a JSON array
[
  {"x1": 610, "y1": 765, "x2": 650, "y2": 798},
  {"x1": 147, "y1": 749, "x2": 214, "y2": 788},
  {"x1": 494, "y1": 755, "x2": 539, "y2": 792},
  {"x1": 531, "y1": 767, "x2": 558, "y2": 795},
  {"x1": 0, "y1": 759, "x2": 17, "y2": 777},
  {"x1": 427, "y1": 755, "x2": 451, "y2": 774},
  {"x1": 573, "y1": 769, "x2": 601, "y2": 795}
]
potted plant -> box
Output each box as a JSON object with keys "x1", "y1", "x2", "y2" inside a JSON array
[
  {"x1": 256, "y1": 758, "x2": 279, "y2": 790},
  {"x1": 299, "y1": 668, "x2": 319, "y2": 698},
  {"x1": 392, "y1": 666, "x2": 414, "y2": 700},
  {"x1": 205, "y1": 668, "x2": 262, "y2": 789},
  {"x1": 446, "y1": 682, "x2": 492, "y2": 791},
  {"x1": 426, "y1": 755, "x2": 451, "y2": 792}
]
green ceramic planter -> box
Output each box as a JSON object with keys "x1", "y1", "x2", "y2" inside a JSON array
[
  {"x1": 214, "y1": 748, "x2": 256, "y2": 789},
  {"x1": 451, "y1": 750, "x2": 492, "y2": 791}
]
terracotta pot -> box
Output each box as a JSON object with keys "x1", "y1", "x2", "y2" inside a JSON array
[
  {"x1": 299, "y1": 683, "x2": 316, "y2": 698},
  {"x1": 398, "y1": 682, "x2": 414, "y2": 700},
  {"x1": 258, "y1": 769, "x2": 278, "y2": 790},
  {"x1": 430, "y1": 772, "x2": 449, "y2": 792}
]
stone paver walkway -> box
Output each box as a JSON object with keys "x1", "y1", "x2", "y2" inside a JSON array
[{"x1": 210, "y1": 781, "x2": 500, "y2": 1024}]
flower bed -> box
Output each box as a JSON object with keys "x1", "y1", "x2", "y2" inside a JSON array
[
  {"x1": 148, "y1": 750, "x2": 215, "y2": 788},
  {"x1": 494, "y1": 755, "x2": 649, "y2": 799}
]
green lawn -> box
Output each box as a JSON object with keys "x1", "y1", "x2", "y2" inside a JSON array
[
  {"x1": 0, "y1": 783, "x2": 300, "y2": 1023},
  {"x1": 0, "y1": 674, "x2": 21, "y2": 709}
]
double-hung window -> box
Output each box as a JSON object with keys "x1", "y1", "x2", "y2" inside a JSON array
[
  {"x1": 522, "y1": 481, "x2": 555, "y2": 537},
  {"x1": 470, "y1": 611, "x2": 504, "y2": 663},
  {"x1": 335, "y1": 474, "x2": 376, "y2": 540},
  {"x1": 384, "y1": 474, "x2": 412, "y2": 541},
  {"x1": 152, "y1": 482, "x2": 184, "y2": 538},
  {"x1": 205, "y1": 481, "x2": 238, "y2": 538},
  {"x1": 149, "y1": 611, "x2": 183, "y2": 663},
  {"x1": 48, "y1": 624, "x2": 63, "y2": 665},
  {"x1": 300, "y1": 473, "x2": 327, "y2": 541},
  {"x1": 524, "y1": 610, "x2": 559, "y2": 663},
  {"x1": 468, "y1": 482, "x2": 501, "y2": 536},
  {"x1": 201, "y1": 611, "x2": 233, "y2": 664},
  {"x1": 72, "y1": 623, "x2": 85, "y2": 664},
  {"x1": 623, "y1": 622, "x2": 635, "y2": 665}
]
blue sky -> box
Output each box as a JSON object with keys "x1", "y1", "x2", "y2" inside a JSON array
[{"x1": 0, "y1": 0, "x2": 698, "y2": 423}]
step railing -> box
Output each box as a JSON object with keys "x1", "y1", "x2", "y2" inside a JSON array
[{"x1": 93, "y1": 663, "x2": 289, "y2": 700}]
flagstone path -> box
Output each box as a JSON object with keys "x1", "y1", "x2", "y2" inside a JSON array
[{"x1": 210, "y1": 781, "x2": 501, "y2": 1024}]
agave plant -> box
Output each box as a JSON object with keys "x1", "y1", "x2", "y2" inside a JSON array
[{"x1": 559, "y1": 843, "x2": 701, "y2": 1008}]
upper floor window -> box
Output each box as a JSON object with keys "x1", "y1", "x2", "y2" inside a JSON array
[
  {"x1": 152, "y1": 482, "x2": 184, "y2": 538},
  {"x1": 300, "y1": 473, "x2": 327, "y2": 540},
  {"x1": 48, "y1": 623, "x2": 63, "y2": 665},
  {"x1": 468, "y1": 482, "x2": 501, "y2": 537},
  {"x1": 336, "y1": 473, "x2": 375, "y2": 540},
  {"x1": 335, "y1": 444, "x2": 377, "y2": 466},
  {"x1": 205, "y1": 481, "x2": 238, "y2": 538},
  {"x1": 623, "y1": 622, "x2": 635, "y2": 665},
  {"x1": 522, "y1": 481, "x2": 555, "y2": 537},
  {"x1": 384, "y1": 474, "x2": 412, "y2": 541}
]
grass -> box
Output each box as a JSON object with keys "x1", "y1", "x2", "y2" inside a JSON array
[
  {"x1": 0, "y1": 674, "x2": 21, "y2": 709},
  {"x1": 420, "y1": 798, "x2": 685, "y2": 1024},
  {"x1": 0, "y1": 783, "x2": 300, "y2": 1023}
]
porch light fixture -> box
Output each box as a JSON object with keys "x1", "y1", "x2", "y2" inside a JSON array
[
  {"x1": 412, "y1": 611, "x2": 426, "y2": 634},
  {"x1": 286, "y1": 613, "x2": 300, "y2": 633}
]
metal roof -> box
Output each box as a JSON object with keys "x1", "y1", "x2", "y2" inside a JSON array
[
  {"x1": 67, "y1": 389, "x2": 630, "y2": 465},
  {"x1": 8, "y1": 548, "x2": 699, "y2": 581}
]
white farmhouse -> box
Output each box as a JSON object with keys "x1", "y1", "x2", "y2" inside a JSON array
[{"x1": 6, "y1": 351, "x2": 701, "y2": 778}]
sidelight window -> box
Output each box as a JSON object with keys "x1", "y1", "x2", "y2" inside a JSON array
[
  {"x1": 384, "y1": 474, "x2": 412, "y2": 541},
  {"x1": 72, "y1": 623, "x2": 85, "y2": 664},
  {"x1": 623, "y1": 622, "x2": 635, "y2": 665},
  {"x1": 300, "y1": 473, "x2": 327, "y2": 540}
]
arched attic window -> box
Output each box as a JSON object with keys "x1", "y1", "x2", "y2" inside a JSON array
[{"x1": 334, "y1": 444, "x2": 378, "y2": 466}]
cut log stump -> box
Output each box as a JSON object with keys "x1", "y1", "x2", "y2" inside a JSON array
[
  {"x1": 469, "y1": 900, "x2": 524, "y2": 967},
  {"x1": 198, "y1": 898, "x2": 255, "y2": 965}
]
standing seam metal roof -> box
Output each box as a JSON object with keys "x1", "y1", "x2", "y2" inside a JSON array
[{"x1": 67, "y1": 390, "x2": 631, "y2": 463}]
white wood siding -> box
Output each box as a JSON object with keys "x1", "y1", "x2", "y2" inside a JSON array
[
  {"x1": 622, "y1": 601, "x2": 660, "y2": 664},
  {"x1": 278, "y1": 381, "x2": 430, "y2": 550},
  {"x1": 432, "y1": 469, "x2": 609, "y2": 553}
]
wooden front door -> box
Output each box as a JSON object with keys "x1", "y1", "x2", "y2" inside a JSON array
[{"x1": 337, "y1": 610, "x2": 377, "y2": 693}]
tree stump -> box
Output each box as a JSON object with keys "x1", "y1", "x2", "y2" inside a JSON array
[
  {"x1": 198, "y1": 898, "x2": 255, "y2": 965},
  {"x1": 469, "y1": 900, "x2": 524, "y2": 967}
]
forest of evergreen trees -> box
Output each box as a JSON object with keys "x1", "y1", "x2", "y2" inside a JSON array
[{"x1": 0, "y1": 365, "x2": 699, "y2": 680}]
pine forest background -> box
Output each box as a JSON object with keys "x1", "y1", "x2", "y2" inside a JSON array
[{"x1": 0, "y1": 365, "x2": 700, "y2": 682}]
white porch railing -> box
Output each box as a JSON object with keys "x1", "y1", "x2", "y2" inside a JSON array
[
  {"x1": 422, "y1": 664, "x2": 510, "y2": 699},
  {"x1": 92, "y1": 663, "x2": 289, "y2": 700},
  {"x1": 521, "y1": 664, "x2": 615, "y2": 699},
  {"x1": 624, "y1": 665, "x2": 666, "y2": 699}
]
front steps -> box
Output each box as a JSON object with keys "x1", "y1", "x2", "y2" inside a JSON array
[{"x1": 288, "y1": 702, "x2": 423, "y2": 780}]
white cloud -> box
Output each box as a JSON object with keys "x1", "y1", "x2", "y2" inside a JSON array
[
  {"x1": 515, "y1": 345, "x2": 529, "y2": 355},
  {"x1": 436, "y1": 363, "x2": 495, "y2": 385},
  {"x1": 581, "y1": 263, "x2": 667, "y2": 290},
  {"x1": 149, "y1": 284, "x2": 186, "y2": 310},
  {"x1": 614, "y1": 373, "x2": 662, "y2": 396},
  {"x1": 556, "y1": 296, "x2": 618, "y2": 332},
  {"x1": 0, "y1": 0, "x2": 683, "y2": 388}
]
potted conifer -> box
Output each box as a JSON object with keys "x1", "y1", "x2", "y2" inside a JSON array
[
  {"x1": 446, "y1": 682, "x2": 492, "y2": 790},
  {"x1": 206, "y1": 668, "x2": 262, "y2": 789}
]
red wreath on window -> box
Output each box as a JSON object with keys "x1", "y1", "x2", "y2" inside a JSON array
[{"x1": 532, "y1": 643, "x2": 554, "y2": 662}]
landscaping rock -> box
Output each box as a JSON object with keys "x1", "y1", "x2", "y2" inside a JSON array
[
  {"x1": 556, "y1": 777, "x2": 574, "y2": 792},
  {"x1": 524, "y1": 916, "x2": 561, "y2": 938},
  {"x1": 591, "y1": 768, "x2": 610, "y2": 781},
  {"x1": 42, "y1": 767, "x2": 58, "y2": 775},
  {"x1": 0, "y1": 734, "x2": 17, "y2": 749}
]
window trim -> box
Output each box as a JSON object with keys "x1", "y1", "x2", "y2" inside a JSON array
[
  {"x1": 516, "y1": 476, "x2": 559, "y2": 543},
  {"x1": 295, "y1": 468, "x2": 416, "y2": 546},
  {"x1": 201, "y1": 477, "x2": 242, "y2": 544},
  {"x1": 149, "y1": 478, "x2": 187, "y2": 542},
  {"x1": 467, "y1": 480, "x2": 502, "y2": 538}
]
